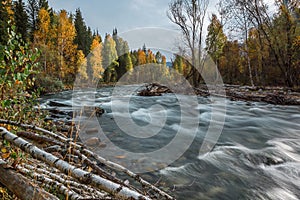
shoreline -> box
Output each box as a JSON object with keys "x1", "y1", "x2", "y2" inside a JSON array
[
  {"x1": 138, "y1": 83, "x2": 300, "y2": 105},
  {"x1": 41, "y1": 82, "x2": 300, "y2": 106}
]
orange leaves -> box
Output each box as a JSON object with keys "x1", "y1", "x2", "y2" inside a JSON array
[
  {"x1": 1, "y1": 146, "x2": 10, "y2": 160},
  {"x1": 15, "y1": 80, "x2": 22, "y2": 85},
  {"x1": 89, "y1": 38, "x2": 104, "y2": 82},
  {"x1": 137, "y1": 49, "x2": 146, "y2": 65},
  {"x1": 34, "y1": 8, "x2": 51, "y2": 45}
]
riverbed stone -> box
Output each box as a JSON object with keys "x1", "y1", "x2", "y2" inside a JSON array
[{"x1": 85, "y1": 137, "x2": 101, "y2": 146}]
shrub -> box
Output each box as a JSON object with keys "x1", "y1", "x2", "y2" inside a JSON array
[{"x1": 34, "y1": 74, "x2": 64, "y2": 94}]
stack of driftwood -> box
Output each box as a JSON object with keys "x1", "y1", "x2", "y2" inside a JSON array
[
  {"x1": 138, "y1": 83, "x2": 300, "y2": 105},
  {"x1": 0, "y1": 119, "x2": 174, "y2": 200}
]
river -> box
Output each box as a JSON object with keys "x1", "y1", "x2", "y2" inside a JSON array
[{"x1": 40, "y1": 85, "x2": 300, "y2": 200}]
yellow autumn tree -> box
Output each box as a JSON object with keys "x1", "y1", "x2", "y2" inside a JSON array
[
  {"x1": 56, "y1": 10, "x2": 77, "y2": 84},
  {"x1": 76, "y1": 50, "x2": 88, "y2": 80},
  {"x1": 137, "y1": 49, "x2": 146, "y2": 65},
  {"x1": 34, "y1": 8, "x2": 52, "y2": 73},
  {"x1": 35, "y1": 8, "x2": 50, "y2": 44},
  {"x1": 146, "y1": 49, "x2": 156, "y2": 63},
  {"x1": 88, "y1": 36, "x2": 104, "y2": 84}
]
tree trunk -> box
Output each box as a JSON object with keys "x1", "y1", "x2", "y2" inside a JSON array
[{"x1": 0, "y1": 159, "x2": 60, "y2": 200}]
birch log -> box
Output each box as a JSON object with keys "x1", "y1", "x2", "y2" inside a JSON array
[
  {"x1": 21, "y1": 163, "x2": 106, "y2": 198},
  {"x1": 0, "y1": 127, "x2": 151, "y2": 200},
  {"x1": 0, "y1": 159, "x2": 60, "y2": 200},
  {"x1": 17, "y1": 166, "x2": 83, "y2": 200},
  {"x1": 0, "y1": 119, "x2": 174, "y2": 199}
]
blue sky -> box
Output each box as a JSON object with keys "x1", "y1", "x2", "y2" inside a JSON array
[
  {"x1": 48, "y1": 0, "x2": 276, "y2": 37},
  {"x1": 48, "y1": 0, "x2": 175, "y2": 35},
  {"x1": 47, "y1": 0, "x2": 226, "y2": 34},
  {"x1": 47, "y1": 0, "x2": 276, "y2": 54},
  {"x1": 48, "y1": 0, "x2": 221, "y2": 54}
]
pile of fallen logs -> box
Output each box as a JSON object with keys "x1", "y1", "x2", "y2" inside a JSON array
[
  {"x1": 138, "y1": 83, "x2": 300, "y2": 105},
  {"x1": 137, "y1": 83, "x2": 172, "y2": 96},
  {"x1": 0, "y1": 119, "x2": 174, "y2": 200}
]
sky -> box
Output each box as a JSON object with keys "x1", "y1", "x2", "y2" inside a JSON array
[
  {"x1": 48, "y1": 0, "x2": 220, "y2": 54},
  {"x1": 48, "y1": 0, "x2": 175, "y2": 35},
  {"x1": 48, "y1": 0, "x2": 222, "y2": 35},
  {"x1": 47, "y1": 0, "x2": 276, "y2": 53}
]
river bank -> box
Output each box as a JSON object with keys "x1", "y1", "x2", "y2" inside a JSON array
[{"x1": 138, "y1": 83, "x2": 300, "y2": 105}]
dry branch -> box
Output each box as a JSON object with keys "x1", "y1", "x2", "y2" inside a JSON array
[
  {"x1": 0, "y1": 127, "x2": 151, "y2": 200},
  {"x1": 0, "y1": 159, "x2": 60, "y2": 200}
]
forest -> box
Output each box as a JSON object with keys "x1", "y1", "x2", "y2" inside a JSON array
[
  {"x1": 0, "y1": 0, "x2": 299, "y2": 93},
  {"x1": 1, "y1": 0, "x2": 169, "y2": 93},
  {"x1": 170, "y1": 0, "x2": 300, "y2": 88}
]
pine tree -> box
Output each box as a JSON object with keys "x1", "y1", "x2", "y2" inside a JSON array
[
  {"x1": 112, "y1": 28, "x2": 129, "y2": 57},
  {"x1": 116, "y1": 52, "x2": 133, "y2": 80},
  {"x1": 38, "y1": 0, "x2": 49, "y2": 10},
  {"x1": 155, "y1": 51, "x2": 162, "y2": 64},
  {"x1": 13, "y1": 0, "x2": 28, "y2": 42},
  {"x1": 27, "y1": 0, "x2": 39, "y2": 42},
  {"x1": 103, "y1": 61, "x2": 118, "y2": 83},
  {"x1": 142, "y1": 43, "x2": 147, "y2": 53},
  {"x1": 74, "y1": 8, "x2": 91, "y2": 56},
  {"x1": 130, "y1": 50, "x2": 138, "y2": 66}
]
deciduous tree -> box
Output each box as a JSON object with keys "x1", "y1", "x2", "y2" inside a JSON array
[
  {"x1": 56, "y1": 10, "x2": 77, "y2": 83},
  {"x1": 206, "y1": 14, "x2": 227, "y2": 67},
  {"x1": 168, "y1": 0, "x2": 209, "y2": 87},
  {"x1": 102, "y1": 34, "x2": 118, "y2": 69},
  {"x1": 76, "y1": 50, "x2": 88, "y2": 80},
  {"x1": 88, "y1": 36, "x2": 104, "y2": 83}
]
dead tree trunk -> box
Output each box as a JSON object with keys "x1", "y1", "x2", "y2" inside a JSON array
[{"x1": 0, "y1": 159, "x2": 60, "y2": 200}]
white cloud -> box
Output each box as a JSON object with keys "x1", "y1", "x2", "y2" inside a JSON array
[{"x1": 130, "y1": 0, "x2": 161, "y2": 10}]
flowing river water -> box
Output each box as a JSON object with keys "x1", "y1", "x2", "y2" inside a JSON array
[{"x1": 40, "y1": 85, "x2": 300, "y2": 200}]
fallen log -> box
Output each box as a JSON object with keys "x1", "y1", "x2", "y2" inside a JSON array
[
  {"x1": 0, "y1": 159, "x2": 59, "y2": 200},
  {"x1": 20, "y1": 163, "x2": 106, "y2": 198},
  {"x1": 0, "y1": 127, "x2": 151, "y2": 200},
  {"x1": 16, "y1": 131, "x2": 64, "y2": 146},
  {"x1": 17, "y1": 166, "x2": 84, "y2": 200},
  {"x1": 0, "y1": 119, "x2": 175, "y2": 200},
  {"x1": 138, "y1": 83, "x2": 172, "y2": 96}
]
